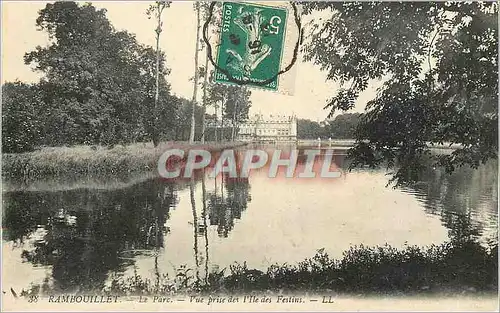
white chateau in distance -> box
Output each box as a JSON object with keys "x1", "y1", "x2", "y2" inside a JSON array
[{"x1": 237, "y1": 114, "x2": 297, "y2": 143}]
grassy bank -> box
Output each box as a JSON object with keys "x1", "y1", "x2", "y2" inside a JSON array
[
  {"x1": 19, "y1": 239, "x2": 497, "y2": 298},
  {"x1": 2, "y1": 141, "x2": 247, "y2": 182}
]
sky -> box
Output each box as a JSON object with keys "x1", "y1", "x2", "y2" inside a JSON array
[{"x1": 1, "y1": 1, "x2": 380, "y2": 121}]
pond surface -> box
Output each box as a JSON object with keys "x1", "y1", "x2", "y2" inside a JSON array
[{"x1": 2, "y1": 146, "x2": 498, "y2": 293}]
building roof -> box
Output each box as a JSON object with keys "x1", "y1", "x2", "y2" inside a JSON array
[{"x1": 246, "y1": 113, "x2": 296, "y2": 123}]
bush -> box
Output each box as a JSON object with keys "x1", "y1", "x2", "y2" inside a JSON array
[{"x1": 18, "y1": 240, "x2": 498, "y2": 297}]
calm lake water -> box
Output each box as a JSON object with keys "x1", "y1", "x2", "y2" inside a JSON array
[{"x1": 2, "y1": 146, "x2": 498, "y2": 293}]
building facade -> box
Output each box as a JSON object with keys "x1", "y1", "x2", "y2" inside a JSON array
[{"x1": 237, "y1": 114, "x2": 297, "y2": 143}]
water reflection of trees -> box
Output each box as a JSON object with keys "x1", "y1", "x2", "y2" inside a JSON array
[
  {"x1": 404, "y1": 159, "x2": 498, "y2": 242},
  {"x1": 3, "y1": 179, "x2": 179, "y2": 292},
  {"x1": 186, "y1": 169, "x2": 252, "y2": 284},
  {"x1": 207, "y1": 174, "x2": 251, "y2": 238}
]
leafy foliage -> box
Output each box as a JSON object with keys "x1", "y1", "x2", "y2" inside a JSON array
[
  {"x1": 303, "y1": 2, "x2": 498, "y2": 185},
  {"x1": 205, "y1": 76, "x2": 252, "y2": 140},
  {"x1": 146, "y1": 0, "x2": 172, "y2": 147},
  {"x1": 2, "y1": 2, "x2": 178, "y2": 151},
  {"x1": 297, "y1": 113, "x2": 361, "y2": 139},
  {"x1": 297, "y1": 119, "x2": 323, "y2": 139},
  {"x1": 19, "y1": 239, "x2": 498, "y2": 295},
  {"x1": 2, "y1": 82, "x2": 43, "y2": 153},
  {"x1": 324, "y1": 113, "x2": 361, "y2": 139}
]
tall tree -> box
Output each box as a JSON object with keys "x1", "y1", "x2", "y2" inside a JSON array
[
  {"x1": 24, "y1": 2, "x2": 173, "y2": 147},
  {"x1": 199, "y1": 2, "x2": 224, "y2": 143},
  {"x1": 147, "y1": 1, "x2": 171, "y2": 147},
  {"x1": 206, "y1": 83, "x2": 251, "y2": 142},
  {"x1": 200, "y1": 48, "x2": 210, "y2": 143},
  {"x1": 303, "y1": 2, "x2": 498, "y2": 185},
  {"x1": 138, "y1": 47, "x2": 174, "y2": 143},
  {"x1": 224, "y1": 87, "x2": 251, "y2": 141},
  {"x1": 189, "y1": 2, "x2": 202, "y2": 144}
]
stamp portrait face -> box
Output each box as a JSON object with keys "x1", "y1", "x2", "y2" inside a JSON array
[{"x1": 215, "y1": 2, "x2": 288, "y2": 90}]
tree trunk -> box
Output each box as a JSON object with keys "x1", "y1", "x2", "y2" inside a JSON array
[
  {"x1": 189, "y1": 3, "x2": 201, "y2": 144},
  {"x1": 220, "y1": 96, "x2": 225, "y2": 142},
  {"x1": 231, "y1": 97, "x2": 238, "y2": 142},
  {"x1": 152, "y1": 3, "x2": 162, "y2": 147},
  {"x1": 201, "y1": 48, "x2": 209, "y2": 144},
  {"x1": 214, "y1": 105, "x2": 218, "y2": 142}
]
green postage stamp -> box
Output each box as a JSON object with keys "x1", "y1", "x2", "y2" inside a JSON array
[{"x1": 214, "y1": 2, "x2": 288, "y2": 91}]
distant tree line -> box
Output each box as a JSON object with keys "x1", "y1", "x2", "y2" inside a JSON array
[
  {"x1": 297, "y1": 113, "x2": 361, "y2": 139},
  {"x1": 2, "y1": 2, "x2": 251, "y2": 153}
]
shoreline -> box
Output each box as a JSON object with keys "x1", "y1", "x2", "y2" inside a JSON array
[
  {"x1": 2, "y1": 140, "x2": 466, "y2": 192},
  {"x1": 12, "y1": 239, "x2": 498, "y2": 300},
  {"x1": 2, "y1": 141, "x2": 247, "y2": 191}
]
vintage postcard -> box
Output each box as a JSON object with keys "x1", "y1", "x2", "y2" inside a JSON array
[{"x1": 1, "y1": 1, "x2": 498, "y2": 312}]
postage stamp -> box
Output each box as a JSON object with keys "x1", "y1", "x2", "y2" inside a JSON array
[{"x1": 214, "y1": 2, "x2": 288, "y2": 91}]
